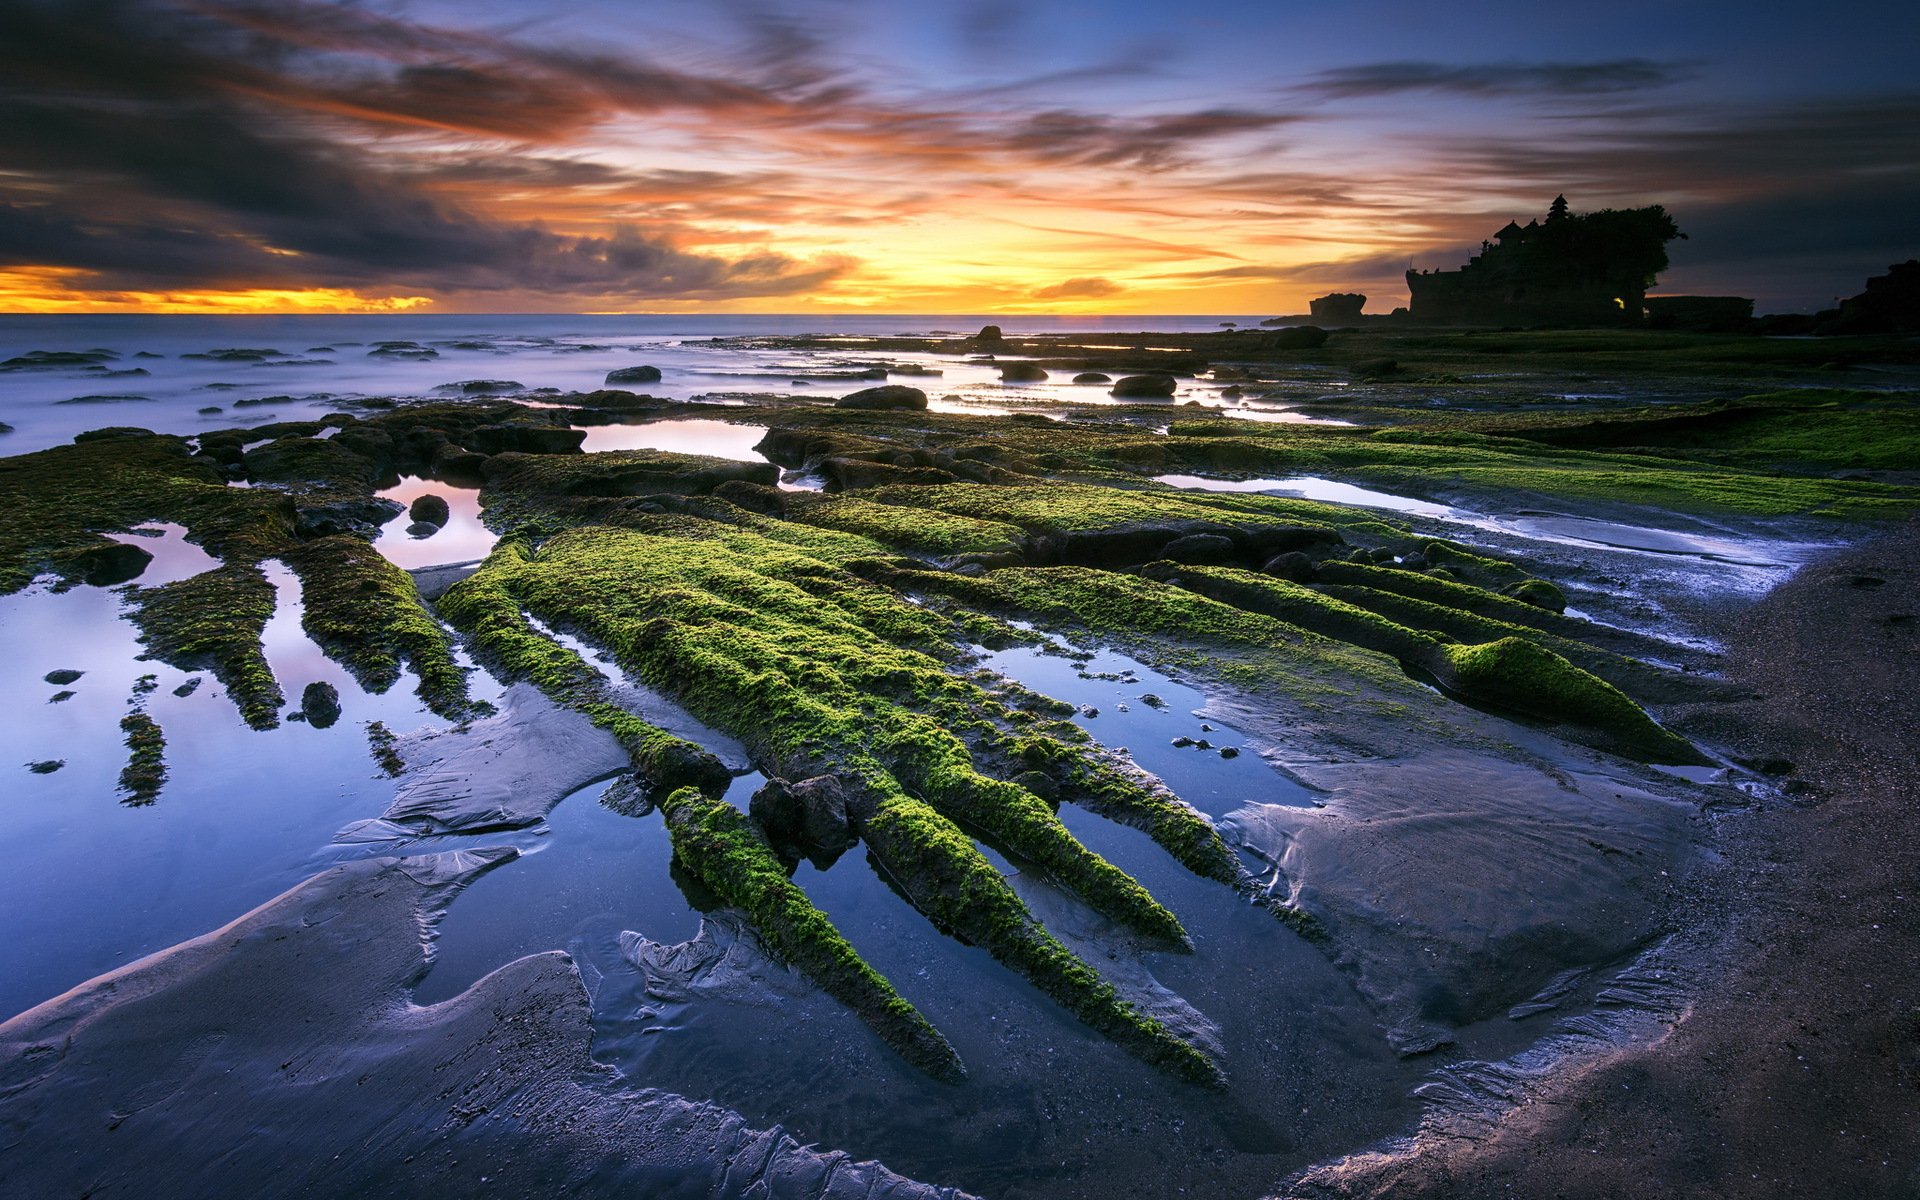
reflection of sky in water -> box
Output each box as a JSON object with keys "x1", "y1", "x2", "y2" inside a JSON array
[
  {"x1": 104, "y1": 522, "x2": 221, "y2": 585},
  {"x1": 976, "y1": 640, "x2": 1316, "y2": 817},
  {"x1": 0, "y1": 565, "x2": 481, "y2": 1020},
  {"x1": 371, "y1": 476, "x2": 495, "y2": 570},
  {"x1": 576, "y1": 417, "x2": 769, "y2": 459}
]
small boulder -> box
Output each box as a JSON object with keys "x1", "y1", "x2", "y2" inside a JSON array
[
  {"x1": 1261, "y1": 551, "x2": 1317, "y2": 581},
  {"x1": 63, "y1": 541, "x2": 152, "y2": 587},
  {"x1": 294, "y1": 497, "x2": 405, "y2": 539},
  {"x1": 750, "y1": 775, "x2": 858, "y2": 861},
  {"x1": 1110, "y1": 374, "x2": 1178, "y2": 399},
  {"x1": 1161, "y1": 532, "x2": 1237, "y2": 564},
  {"x1": 44, "y1": 668, "x2": 84, "y2": 686},
  {"x1": 300, "y1": 681, "x2": 342, "y2": 729},
  {"x1": 999, "y1": 362, "x2": 1049, "y2": 382},
  {"x1": 834, "y1": 385, "x2": 928, "y2": 411},
  {"x1": 406, "y1": 522, "x2": 440, "y2": 539},
  {"x1": 28, "y1": 760, "x2": 64, "y2": 774},
  {"x1": 975, "y1": 325, "x2": 1005, "y2": 342},
  {"x1": 409, "y1": 493, "x2": 451, "y2": 527},
  {"x1": 1502, "y1": 578, "x2": 1568, "y2": 613},
  {"x1": 1265, "y1": 325, "x2": 1329, "y2": 350},
  {"x1": 1351, "y1": 357, "x2": 1400, "y2": 379},
  {"x1": 1071, "y1": 372, "x2": 1111, "y2": 384},
  {"x1": 605, "y1": 365, "x2": 662, "y2": 385},
  {"x1": 465, "y1": 424, "x2": 587, "y2": 455}
]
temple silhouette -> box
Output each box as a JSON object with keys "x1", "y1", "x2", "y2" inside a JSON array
[{"x1": 1407, "y1": 196, "x2": 1689, "y2": 325}]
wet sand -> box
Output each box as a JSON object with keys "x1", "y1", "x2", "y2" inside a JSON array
[{"x1": 1283, "y1": 518, "x2": 1920, "y2": 1198}]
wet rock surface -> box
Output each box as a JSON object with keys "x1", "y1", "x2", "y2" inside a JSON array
[{"x1": 0, "y1": 849, "x2": 974, "y2": 1200}]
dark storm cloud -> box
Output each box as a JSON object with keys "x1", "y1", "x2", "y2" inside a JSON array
[
  {"x1": 1299, "y1": 59, "x2": 1688, "y2": 100},
  {"x1": 0, "y1": 0, "x2": 848, "y2": 299}
]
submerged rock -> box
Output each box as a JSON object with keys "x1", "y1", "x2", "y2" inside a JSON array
[
  {"x1": 1072, "y1": 371, "x2": 1112, "y2": 383},
  {"x1": 1111, "y1": 374, "x2": 1178, "y2": 399},
  {"x1": 833, "y1": 385, "x2": 928, "y2": 411},
  {"x1": 27, "y1": 759, "x2": 64, "y2": 774},
  {"x1": 605, "y1": 365, "x2": 662, "y2": 385},
  {"x1": 999, "y1": 362, "x2": 1049, "y2": 382},
  {"x1": 62, "y1": 540, "x2": 152, "y2": 587},
  {"x1": 43, "y1": 668, "x2": 84, "y2": 685}
]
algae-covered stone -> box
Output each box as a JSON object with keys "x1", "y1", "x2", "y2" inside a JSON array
[
  {"x1": 301, "y1": 681, "x2": 343, "y2": 729},
  {"x1": 44, "y1": 668, "x2": 84, "y2": 685},
  {"x1": 834, "y1": 385, "x2": 928, "y2": 411},
  {"x1": 605, "y1": 365, "x2": 662, "y2": 385},
  {"x1": 1111, "y1": 374, "x2": 1177, "y2": 399},
  {"x1": 409, "y1": 493, "x2": 451, "y2": 527}
]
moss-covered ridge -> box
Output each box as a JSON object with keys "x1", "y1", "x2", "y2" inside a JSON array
[
  {"x1": 1143, "y1": 563, "x2": 1703, "y2": 763},
  {"x1": 657, "y1": 785, "x2": 966, "y2": 1082},
  {"x1": 445, "y1": 521, "x2": 1227, "y2": 1083}
]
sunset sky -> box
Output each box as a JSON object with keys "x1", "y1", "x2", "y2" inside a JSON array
[{"x1": 2, "y1": 0, "x2": 1915, "y2": 315}]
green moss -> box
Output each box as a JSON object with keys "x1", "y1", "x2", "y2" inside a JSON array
[
  {"x1": 118, "y1": 710, "x2": 166, "y2": 805},
  {"x1": 785, "y1": 493, "x2": 1025, "y2": 559},
  {"x1": 286, "y1": 537, "x2": 470, "y2": 719},
  {"x1": 861, "y1": 791, "x2": 1222, "y2": 1086},
  {"x1": 1314, "y1": 560, "x2": 1589, "y2": 633},
  {"x1": 128, "y1": 562, "x2": 283, "y2": 729},
  {"x1": 365, "y1": 720, "x2": 405, "y2": 776},
  {"x1": 437, "y1": 545, "x2": 728, "y2": 795},
  {"x1": 1502, "y1": 578, "x2": 1567, "y2": 612},
  {"x1": 0, "y1": 432, "x2": 293, "y2": 595},
  {"x1": 1440, "y1": 638, "x2": 1702, "y2": 763},
  {"x1": 656, "y1": 785, "x2": 965, "y2": 1082}
]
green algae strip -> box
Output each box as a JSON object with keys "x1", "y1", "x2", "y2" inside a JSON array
[
  {"x1": 860, "y1": 790, "x2": 1222, "y2": 1086},
  {"x1": 476, "y1": 524, "x2": 1188, "y2": 943},
  {"x1": 117, "y1": 711, "x2": 165, "y2": 805},
  {"x1": 1156, "y1": 564, "x2": 1701, "y2": 764},
  {"x1": 287, "y1": 536, "x2": 471, "y2": 719},
  {"x1": 657, "y1": 786, "x2": 966, "y2": 1083},
  {"x1": 436, "y1": 542, "x2": 729, "y2": 795},
  {"x1": 128, "y1": 561, "x2": 283, "y2": 729}
]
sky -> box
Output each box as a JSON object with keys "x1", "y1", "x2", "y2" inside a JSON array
[{"x1": 0, "y1": 0, "x2": 1915, "y2": 315}]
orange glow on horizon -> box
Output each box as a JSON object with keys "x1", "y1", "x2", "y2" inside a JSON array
[{"x1": 0, "y1": 268, "x2": 437, "y2": 314}]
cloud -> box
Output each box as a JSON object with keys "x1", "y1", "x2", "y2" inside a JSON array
[
  {"x1": 1299, "y1": 59, "x2": 1689, "y2": 100},
  {"x1": 0, "y1": 0, "x2": 849, "y2": 301},
  {"x1": 1032, "y1": 276, "x2": 1122, "y2": 299}
]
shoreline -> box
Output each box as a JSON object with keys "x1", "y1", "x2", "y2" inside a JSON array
[{"x1": 1283, "y1": 517, "x2": 1920, "y2": 1197}]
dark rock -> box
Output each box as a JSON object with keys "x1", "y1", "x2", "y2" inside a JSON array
[
  {"x1": 44, "y1": 668, "x2": 84, "y2": 685},
  {"x1": 1010, "y1": 770, "x2": 1059, "y2": 802},
  {"x1": 565, "y1": 389, "x2": 667, "y2": 412},
  {"x1": 48, "y1": 691, "x2": 75, "y2": 703},
  {"x1": 173, "y1": 677, "x2": 203, "y2": 697},
  {"x1": 750, "y1": 775, "x2": 857, "y2": 863},
  {"x1": 999, "y1": 362, "x2": 1049, "y2": 382},
  {"x1": 406, "y1": 522, "x2": 440, "y2": 538},
  {"x1": 73, "y1": 427, "x2": 155, "y2": 443},
  {"x1": 1352, "y1": 357, "x2": 1400, "y2": 379},
  {"x1": 1261, "y1": 551, "x2": 1317, "y2": 581},
  {"x1": 1194, "y1": 739, "x2": 1212, "y2": 751},
  {"x1": 974, "y1": 325, "x2": 1005, "y2": 342},
  {"x1": 1161, "y1": 532, "x2": 1237, "y2": 564},
  {"x1": 1110, "y1": 374, "x2": 1178, "y2": 399},
  {"x1": 605, "y1": 365, "x2": 662, "y2": 385},
  {"x1": 409, "y1": 493, "x2": 451, "y2": 527},
  {"x1": 1264, "y1": 325, "x2": 1329, "y2": 350},
  {"x1": 63, "y1": 541, "x2": 151, "y2": 587},
  {"x1": 1140, "y1": 693, "x2": 1168, "y2": 708},
  {"x1": 465, "y1": 424, "x2": 587, "y2": 455},
  {"x1": 197, "y1": 406, "x2": 223, "y2": 415},
  {"x1": 300, "y1": 681, "x2": 343, "y2": 729},
  {"x1": 1071, "y1": 372, "x2": 1111, "y2": 383},
  {"x1": 431, "y1": 446, "x2": 490, "y2": 482},
  {"x1": 833, "y1": 385, "x2": 928, "y2": 411},
  {"x1": 293, "y1": 497, "x2": 406, "y2": 539},
  {"x1": 28, "y1": 760, "x2": 64, "y2": 774},
  {"x1": 711, "y1": 480, "x2": 787, "y2": 515},
  {"x1": 1219, "y1": 746, "x2": 1240, "y2": 759},
  {"x1": 446, "y1": 379, "x2": 524, "y2": 395},
  {"x1": 1171, "y1": 736, "x2": 1193, "y2": 748}
]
